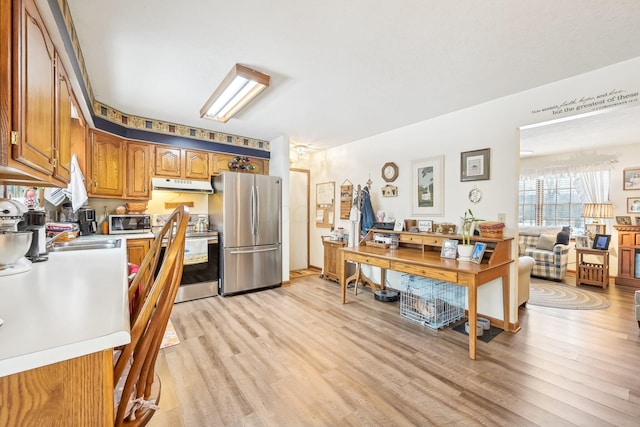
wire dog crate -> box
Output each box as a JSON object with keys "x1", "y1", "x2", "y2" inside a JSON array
[{"x1": 399, "y1": 275, "x2": 465, "y2": 330}]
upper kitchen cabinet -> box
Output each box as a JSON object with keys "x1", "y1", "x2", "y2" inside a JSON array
[
  {"x1": 89, "y1": 130, "x2": 125, "y2": 197},
  {"x1": 11, "y1": 0, "x2": 55, "y2": 177},
  {"x1": 88, "y1": 130, "x2": 150, "y2": 200},
  {"x1": 126, "y1": 142, "x2": 151, "y2": 198},
  {"x1": 53, "y1": 53, "x2": 73, "y2": 183},
  {"x1": 0, "y1": 0, "x2": 78, "y2": 186},
  {"x1": 154, "y1": 146, "x2": 209, "y2": 180},
  {"x1": 210, "y1": 153, "x2": 268, "y2": 175}
]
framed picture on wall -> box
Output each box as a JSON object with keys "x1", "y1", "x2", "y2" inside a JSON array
[
  {"x1": 628, "y1": 197, "x2": 640, "y2": 213},
  {"x1": 460, "y1": 148, "x2": 490, "y2": 181},
  {"x1": 623, "y1": 167, "x2": 640, "y2": 190},
  {"x1": 411, "y1": 156, "x2": 444, "y2": 216}
]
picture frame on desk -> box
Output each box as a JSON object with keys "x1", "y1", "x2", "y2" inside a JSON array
[
  {"x1": 616, "y1": 215, "x2": 632, "y2": 225},
  {"x1": 440, "y1": 239, "x2": 458, "y2": 259},
  {"x1": 575, "y1": 235, "x2": 589, "y2": 249},
  {"x1": 417, "y1": 219, "x2": 433, "y2": 232},
  {"x1": 470, "y1": 242, "x2": 487, "y2": 264},
  {"x1": 592, "y1": 234, "x2": 611, "y2": 251},
  {"x1": 411, "y1": 156, "x2": 444, "y2": 216}
]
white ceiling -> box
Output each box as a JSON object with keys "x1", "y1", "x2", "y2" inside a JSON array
[{"x1": 65, "y1": 0, "x2": 640, "y2": 153}]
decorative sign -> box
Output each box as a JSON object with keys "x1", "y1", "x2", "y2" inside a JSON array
[{"x1": 530, "y1": 88, "x2": 639, "y2": 118}]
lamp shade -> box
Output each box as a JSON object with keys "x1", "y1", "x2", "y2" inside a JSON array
[{"x1": 581, "y1": 203, "x2": 614, "y2": 219}]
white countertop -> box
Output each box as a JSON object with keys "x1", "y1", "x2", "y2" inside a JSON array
[{"x1": 0, "y1": 238, "x2": 131, "y2": 378}]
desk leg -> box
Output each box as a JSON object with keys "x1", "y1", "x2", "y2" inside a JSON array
[
  {"x1": 339, "y1": 251, "x2": 347, "y2": 304},
  {"x1": 468, "y1": 284, "x2": 477, "y2": 360},
  {"x1": 502, "y1": 273, "x2": 510, "y2": 331}
]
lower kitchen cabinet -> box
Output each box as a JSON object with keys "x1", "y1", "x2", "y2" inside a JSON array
[{"x1": 127, "y1": 238, "x2": 152, "y2": 267}]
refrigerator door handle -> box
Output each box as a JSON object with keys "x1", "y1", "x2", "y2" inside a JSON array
[
  {"x1": 229, "y1": 247, "x2": 279, "y2": 255},
  {"x1": 253, "y1": 185, "x2": 259, "y2": 235},
  {"x1": 250, "y1": 185, "x2": 255, "y2": 235}
]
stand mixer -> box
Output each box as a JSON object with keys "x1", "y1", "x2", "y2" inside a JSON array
[{"x1": 0, "y1": 198, "x2": 33, "y2": 276}]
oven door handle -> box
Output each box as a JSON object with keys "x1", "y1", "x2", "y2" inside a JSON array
[{"x1": 229, "y1": 247, "x2": 278, "y2": 255}]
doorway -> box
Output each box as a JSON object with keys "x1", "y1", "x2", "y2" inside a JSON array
[{"x1": 289, "y1": 168, "x2": 312, "y2": 276}]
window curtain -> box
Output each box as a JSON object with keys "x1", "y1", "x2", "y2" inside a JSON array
[{"x1": 576, "y1": 170, "x2": 610, "y2": 203}]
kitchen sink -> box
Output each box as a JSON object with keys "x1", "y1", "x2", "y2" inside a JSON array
[{"x1": 48, "y1": 238, "x2": 122, "y2": 252}]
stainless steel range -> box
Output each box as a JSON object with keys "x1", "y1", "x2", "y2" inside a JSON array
[{"x1": 152, "y1": 214, "x2": 219, "y2": 303}]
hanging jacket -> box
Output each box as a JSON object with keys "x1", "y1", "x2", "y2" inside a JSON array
[{"x1": 360, "y1": 186, "x2": 375, "y2": 237}]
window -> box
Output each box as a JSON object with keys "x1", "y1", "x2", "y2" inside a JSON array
[{"x1": 519, "y1": 175, "x2": 584, "y2": 232}]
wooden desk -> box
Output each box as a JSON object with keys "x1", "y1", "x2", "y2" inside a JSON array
[{"x1": 338, "y1": 231, "x2": 513, "y2": 359}]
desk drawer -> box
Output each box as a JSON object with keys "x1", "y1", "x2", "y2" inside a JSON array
[
  {"x1": 399, "y1": 234, "x2": 423, "y2": 244},
  {"x1": 349, "y1": 253, "x2": 390, "y2": 269},
  {"x1": 393, "y1": 262, "x2": 458, "y2": 282},
  {"x1": 422, "y1": 236, "x2": 445, "y2": 246}
]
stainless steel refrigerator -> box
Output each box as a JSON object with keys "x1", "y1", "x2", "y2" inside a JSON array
[{"x1": 209, "y1": 172, "x2": 282, "y2": 296}]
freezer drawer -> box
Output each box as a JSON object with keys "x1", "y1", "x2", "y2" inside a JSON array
[{"x1": 221, "y1": 244, "x2": 282, "y2": 295}]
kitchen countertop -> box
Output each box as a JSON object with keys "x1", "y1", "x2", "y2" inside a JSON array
[{"x1": 0, "y1": 238, "x2": 130, "y2": 378}]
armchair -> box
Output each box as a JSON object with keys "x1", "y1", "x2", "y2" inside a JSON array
[{"x1": 518, "y1": 227, "x2": 569, "y2": 281}]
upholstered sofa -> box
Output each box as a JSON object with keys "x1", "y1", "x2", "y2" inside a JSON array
[
  {"x1": 518, "y1": 227, "x2": 569, "y2": 281},
  {"x1": 518, "y1": 256, "x2": 535, "y2": 307}
]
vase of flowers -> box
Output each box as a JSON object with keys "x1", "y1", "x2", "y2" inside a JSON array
[{"x1": 458, "y1": 208, "x2": 483, "y2": 261}]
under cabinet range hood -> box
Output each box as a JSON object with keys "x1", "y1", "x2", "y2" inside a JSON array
[{"x1": 151, "y1": 178, "x2": 214, "y2": 194}]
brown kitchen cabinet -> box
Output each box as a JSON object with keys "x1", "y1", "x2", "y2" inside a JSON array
[
  {"x1": 155, "y1": 146, "x2": 209, "y2": 179},
  {"x1": 322, "y1": 236, "x2": 348, "y2": 282},
  {"x1": 614, "y1": 225, "x2": 640, "y2": 288},
  {"x1": 1, "y1": 0, "x2": 77, "y2": 187},
  {"x1": 88, "y1": 130, "x2": 125, "y2": 197},
  {"x1": 127, "y1": 238, "x2": 152, "y2": 267},
  {"x1": 0, "y1": 0, "x2": 80, "y2": 186},
  {"x1": 210, "y1": 152, "x2": 268, "y2": 175},
  {"x1": 88, "y1": 130, "x2": 150, "y2": 199},
  {"x1": 126, "y1": 142, "x2": 151, "y2": 198},
  {"x1": 53, "y1": 53, "x2": 73, "y2": 183}
]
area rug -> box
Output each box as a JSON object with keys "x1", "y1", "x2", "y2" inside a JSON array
[
  {"x1": 160, "y1": 319, "x2": 180, "y2": 349},
  {"x1": 452, "y1": 321, "x2": 503, "y2": 343},
  {"x1": 528, "y1": 279, "x2": 610, "y2": 310}
]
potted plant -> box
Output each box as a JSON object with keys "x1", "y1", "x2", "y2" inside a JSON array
[{"x1": 458, "y1": 208, "x2": 483, "y2": 261}]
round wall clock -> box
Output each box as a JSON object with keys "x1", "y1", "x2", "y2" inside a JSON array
[
  {"x1": 382, "y1": 162, "x2": 399, "y2": 182},
  {"x1": 469, "y1": 187, "x2": 482, "y2": 204}
]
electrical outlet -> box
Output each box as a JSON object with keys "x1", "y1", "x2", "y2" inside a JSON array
[{"x1": 497, "y1": 213, "x2": 506, "y2": 223}]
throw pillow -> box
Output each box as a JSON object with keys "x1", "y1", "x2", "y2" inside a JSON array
[{"x1": 536, "y1": 234, "x2": 557, "y2": 251}]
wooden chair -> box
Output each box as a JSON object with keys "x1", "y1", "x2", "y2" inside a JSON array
[{"x1": 113, "y1": 205, "x2": 189, "y2": 426}]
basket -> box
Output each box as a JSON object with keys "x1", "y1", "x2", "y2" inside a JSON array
[
  {"x1": 399, "y1": 275, "x2": 465, "y2": 330},
  {"x1": 478, "y1": 222, "x2": 505, "y2": 238},
  {"x1": 126, "y1": 202, "x2": 148, "y2": 214}
]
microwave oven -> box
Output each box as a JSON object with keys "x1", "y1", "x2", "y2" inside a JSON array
[{"x1": 108, "y1": 214, "x2": 151, "y2": 234}]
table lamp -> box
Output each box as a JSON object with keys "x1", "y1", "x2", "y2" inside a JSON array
[{"x1": 581, "y1": 202, "x2": 614, "y2": 235}]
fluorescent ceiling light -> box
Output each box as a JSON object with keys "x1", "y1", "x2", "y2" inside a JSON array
[{"x1": 200, "y1": 64, "x2": 270, "y2": 123}]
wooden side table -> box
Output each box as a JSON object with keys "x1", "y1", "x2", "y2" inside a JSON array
[
  {"x1": 321, "y1": 236, "x2": 348, "y2": 282},
  {"x1": 576, "y1": 248, "x2": 609, "y2": 289}
]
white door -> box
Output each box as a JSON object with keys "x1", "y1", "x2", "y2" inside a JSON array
[{"x1": 289, "y1": 169, "x2": 309, "y2": 271}]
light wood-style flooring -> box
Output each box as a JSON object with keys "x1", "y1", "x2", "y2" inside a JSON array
[{"x1": 149, "y1": 276, "x2": 640, "y2": 426}]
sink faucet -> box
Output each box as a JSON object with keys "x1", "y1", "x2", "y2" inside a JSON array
[{"x1": 45, "y1": 230, "x2": 76, "y2": 251}]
